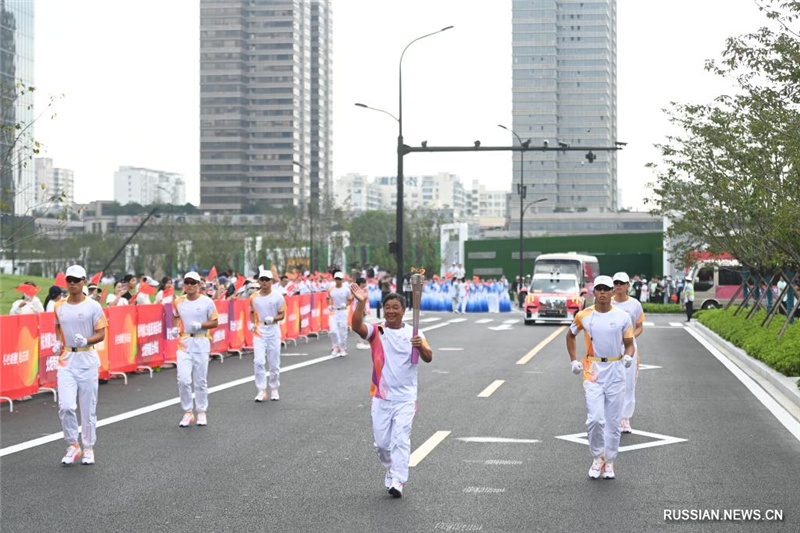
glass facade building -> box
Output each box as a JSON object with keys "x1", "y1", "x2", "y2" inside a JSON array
[
  {"x1": 0, "y1": 0, "x2": 34, "y2": 217},
  {"x1": 510, "y1": 0, "x2": 617, "y2": 230},
  {"x1": 199, "y1": 0, "x2": 332, "y2": 212}
]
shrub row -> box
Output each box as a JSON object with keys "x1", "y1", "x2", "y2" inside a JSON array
[
  {"x1": 697, "y1": 308, "x2": 800, "y2": 385},
  {"x1": 641, "y1": 302, "x2": 683, "y2": 314}
]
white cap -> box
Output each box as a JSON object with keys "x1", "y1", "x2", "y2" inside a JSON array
[
  {"x1": 183, "y1": 271, "x2": 201, "y2": 282},
  {"x1": 334, "y1": 271, "x2": 344, "y2": 279},
  {"x1": 612, "y1": 272, "x2": 630, "y2": 284},
  {"x1": 685, "y1": 275, "x2": 692, "y2": 281},
  {"x1": 65, "y1": 265, "x2": 87, "y2": 279},
  {"x1": 593, "y1": 275, "x2": 614, "y2": 289}
]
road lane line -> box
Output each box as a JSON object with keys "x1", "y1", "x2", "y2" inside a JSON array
[
  {"x1": 477, "y1": 380, "x2": 506, "y2": 398},
  {"x1": 420, "y1": 322, "x2": 452, "y2": 333},
  {"x1": 516, "y1": 326, "x2": 567, "y2": 365},
  {"x1": 686, "y1": 328, "x2": 800, "y2": 442},
  {"x1": 669, "y1": 322, "x2": 684, "y2": 327},
  {"x1": 447, "y1": 318, "x2": 468, "y2": 323},
  {"x1": 0, "y1": 354, "x2": 339, "y2": 458},
  {"x1": 409, "y1": 430, "x2": 451, "y2": 468}
]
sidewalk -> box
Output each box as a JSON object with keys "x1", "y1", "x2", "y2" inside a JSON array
[{"x1": 688, "y1": 320, "x2": 800, "y2": 422}]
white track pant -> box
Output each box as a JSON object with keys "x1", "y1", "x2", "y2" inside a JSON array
[
  {"x1": 584, "y1": 368, "x2": 625, "y2": 462},
  {"x1": 371, "y1": 398, "x2": 416, "y2": 485},
  {"x1": 622, "y1": 353, "x2": 639, "y2": 419},
  {"x1": 177, "y1": 350, "x2": 209, "y2": 413},
  {"x1": 329, "y1": 310, "x2": 348, "y2": 352},
  {"x1": 253, "y1": 335, "x2": 281, "y2": 391},
  {"x1": 58, "y1": 359, "x2": 99, "y2": 448}
]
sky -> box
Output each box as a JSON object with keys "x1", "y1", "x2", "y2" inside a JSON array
[{"x1": 33, "y1": 0, "x2": 764, "y2": 210}]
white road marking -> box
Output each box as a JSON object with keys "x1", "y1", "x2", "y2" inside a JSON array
[
  {"x1": 409, "y1": 430, "x2": 450, "y2": 467},
  {"x1": 488, "y1": 325, "x2": 513, "y2": 331},
  {"x1": 457, "y1": 437, "x2": 540, "y2": 444},
  {"x1": 420, "y1": 322, "x2": 451, "y2": 333},
  {"x1": 447, "y1": 318, "x2": 468, "y2": 323},
  {"x1": 686, "y1": 328, "x2": 800, "y2": 442},
  {"x1": 281, "y1": 353, "x2": 309, "y2": 356},
  {"x1": 431, "y1": 369, "x2": 450, "y2": 374},
  {"x1": 0, "y1": 354, "x2": 339, "y2": 458},
  {"x1": 516, "y1": 326, "x2": 567, "y2": 365},
  {"x1": 439, "y1": 347, "x2": 464, "y2": 351},
  {"x1": 463, "y1": 486, "x2": 506, "y2": 494},
  {"x1": 556, "y1": 429, "x2": 687, "y2": 452},
  {"x1": 669, "y1": 322, "x2": 685, "y2": 327},
  {"x1": 643, "y1": 321, "x2": 655, "y2": 327},
  {"x1": 434, "y1": 523, "x2": 484, "y2": 531},
  {"x1": 475, "y1": 319, "x2": 494, "y2": 324},
  {"x1": 484, "y1": 459, "x2": 524, "y2": 465},
  {"x1": 638, "y1": 363, "x2": 662, "y2": 370},
  {"x1": 477, "y1": 380, "x2": 506, "y2": 398},
  {"x1": 419, "y1": 317, "x2": 442, "y2": 323},
  {"x1": 503, "y1": 319, "x2": 520, "y2": 324}
]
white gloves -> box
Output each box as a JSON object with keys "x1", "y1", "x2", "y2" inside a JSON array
[
  {"x1": 571, "y1": 360, "x2": 583, "y2": 375},
  {"x1": 622, "y1": 355, "x2": 633, "y2": 368},
  {"x1": 262, "y1": 316, "x2": 274, "y2": 325},
  {"x1": 74, "y1": 334, "x2": 88, "y2": 348},
  {"x1": 189, "y1": 321, "x2": 202, "y2": 333},
  {"x1": 248, "y1": 321, "x2": 255, "y2": 332},
  {"x1": 53, "y1": 340, "x2": 62, "y2": 354}
]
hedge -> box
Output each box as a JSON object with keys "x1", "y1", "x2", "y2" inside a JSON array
[
  {"x1": 697, "y1": 308, "x2": 800, "y2": 384},
  {"x1": 641, "y1": 302, "x2": 683, "y2": 314}
]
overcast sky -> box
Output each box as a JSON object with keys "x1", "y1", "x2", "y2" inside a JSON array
[{"x1": 33, "y1": 0, "x2": 763, "y2": 209}]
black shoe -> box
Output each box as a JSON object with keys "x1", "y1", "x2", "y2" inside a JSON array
[{"x1": 388, "y1": 486, "x2": 403, "y2": 498}]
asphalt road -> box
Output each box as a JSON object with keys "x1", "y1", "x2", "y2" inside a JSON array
[{"x1": 1, "y1": 311, "x2": 798, "y2": 532}]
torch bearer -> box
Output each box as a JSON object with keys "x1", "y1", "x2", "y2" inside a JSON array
[{"x1": 410, "y1": 268, "x2": 425, "y2": 364}]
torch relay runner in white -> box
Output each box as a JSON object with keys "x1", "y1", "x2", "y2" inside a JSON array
[
  {"x1": 173, "y1": 271, "x2": 219, "y2": 427},
  {"x1": 349, "y1": 284, "x2": 433, "y2": 499},
  {"x1": 250, "y1": 267, "x2": 286, "y2": 402},
  {"x1": 566, "y1": 275, "x2": 635, "y2": 481},
  {"x1": 612, "y1": 272, "x2": 646, "y2": 434},
  {"x1": 327, "y1": 271, "x2": 352, "y2": 356},
  {"x1": 55, "y1": 265, "x2": 108, "y2": 466}
]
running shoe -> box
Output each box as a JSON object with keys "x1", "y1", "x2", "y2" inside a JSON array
[
  {"x1": 384, "y1": 470, "x2": 393, "y2": 489},
  {"x1": 197, "y1": 412, "x2": 207, "y2": 426},
  {"x1": 179, "y1": 412, "x2": 195, "y2": 427},
  {"x1": 255, "y1": 390, "x2": 267, "y2": 402},
  {"x1": 61, "y1": 444, "x2": 82, "y2": 466},
  {"x1": 82, "y1": 448, "x2": 95, "y2": 465},
  {"x1": 388, "y1": 481, "x2": 404, "y2": 498},
  {"x1": 602, "y1": 462, "x2": 616, "y2": 480},
  {"x1": 588, "y1": 457, "x2": 604, "y2": 479},
  {"x1": 330, "y1": 347, "x2": 339, "y2": 356},
  {"x1": 270, "y1": 389, "x2": 280, "y2": 401},
  {"x1": 620, "y1": 418, "x2": 632, "y2": 434},
  {"x1": 339, "y1": 350, "x2": 347, "y2": 357}
]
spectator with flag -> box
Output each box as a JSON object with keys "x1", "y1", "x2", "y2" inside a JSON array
[
  {"x1": 155, "y1": 277, "x2": 175, "y2": 304},
  {"x1": 9, "y1": 281, "x2": 44, "y2": 315}
]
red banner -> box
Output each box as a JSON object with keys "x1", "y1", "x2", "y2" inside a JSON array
[
  {"x1": 0, "y1": 314, "x2": 40, "y2": 401},
  {"x1": 320, "y1": 296, "x2": 330, "y2": 332},
  {"x1": 136, "y1": 304, "x2": 164, "y2": 368},
  {"x1": 37, "y1": 312, "x2": 59, "y2": 389},
  {"x1": 284, "y1": 295, "x2": 299, "y2": 341},
  {"x1": 228, "y1": 300, "x2": 248, "y2": 352},
  {"x1": 107, "y1": 306, "x2": 138, "y2": 374},
  {"x1": 299, "y1": 294, "x2": 312, "y2": 337},
  {"x1": 210, "y1": 300, "x2": 228, "y2": 355},
  {"x1": 162, "y1": 304, "x2": 178, "y2": 364},
  {"x1": 310, "y1": 293, "x2": 322, "y2": 333}
]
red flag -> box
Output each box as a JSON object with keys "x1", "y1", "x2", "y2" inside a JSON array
[
  {"x1": 100, "y1": 286, "x2": 108, "y2": 304},
  {"x1": 16, "y1": 284, "x2": 40, "y2": 297},
  {"x1": 162, "y1": 287, "x2": 174, "y2": 299},
  {"x1": 234, "y1": 275, "x2": 246, "y2": 291},
  {"x1": 90, "y1": 271, "x2": 103, "y2": 285},
  {"x1": 54, "y1": 272, "x2": 67, "y2": 288},
  {"x1": 208, "y1": 266, "x2": 218, "y2": 281},
  {"x1": 138, "y1": 282, "x2": 157, "y2": 296}
]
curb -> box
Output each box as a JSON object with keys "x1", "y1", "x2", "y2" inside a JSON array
[{"x1": 690, "y1": 321, "x2": 800, "y2": 410}]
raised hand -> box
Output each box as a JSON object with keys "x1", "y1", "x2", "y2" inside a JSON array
[{"x1": 350, "y1": 283, "x2": 367, "y2": 303}]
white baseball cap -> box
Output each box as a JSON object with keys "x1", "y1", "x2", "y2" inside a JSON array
[
  {"x1": 612, "y1": 272, "x2": 630, "y2": 284},
  {"x1": 65, "y1": 265, "x2": 87, "y2": 279},
  {"x1": 593, "y1": 275, "x2": 614, "y2": 289},
  {"x1": 333, "y1": 271, "x2": 344, "y2": 279},
  {"x1": 183, "y1": 271, "x2": 201, "y2": 282},
  {"x1": 258, "y1": 269, "x2": 273, "y2": 280}
]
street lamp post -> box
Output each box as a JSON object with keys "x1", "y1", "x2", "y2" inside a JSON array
[
  {"x1": 357, "y1": 26, "x2": 453, "y2": 288},
  {"x1": 293, "y1": 160, "x2": 312, "y2": 272},
  {"x1": 498, "y1": 124, "x2": 531, "y2": 291}
]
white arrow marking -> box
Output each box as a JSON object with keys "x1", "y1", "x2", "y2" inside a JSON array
[
  {"x1": 555, "y1": 429, "x2": 687, "y2": 452},
  {"x1": 457, "y1": 437, "x2": 541, "y2": 444},
  {"x1": 503, "y1": 319, "x2": 520, "y2": 324},
  {"x1": 475, "y1": 319, "x2": 494, "y2": 324},
  {"x1": 489, "y1": 325, "x2": 513, "y2": 331}
]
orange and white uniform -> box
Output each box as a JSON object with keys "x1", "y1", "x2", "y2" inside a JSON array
[
  {"x1": 54, "y1": 297, "x2": 107, "y2": 449},
  {"x1": 612, "y1": 297, "x2": 645, "y2": 420},
  {"x1": 570, "y1": 306, "x2": 633, "y2": 462},
  {"x1": 173, "y1": 294, "x2": 218, "y2": 414},
  {"x1": 250, "y1": 291, "x2": 286, "y2": 392}
]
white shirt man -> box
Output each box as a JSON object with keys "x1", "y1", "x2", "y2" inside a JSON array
[
  {"x1": 327, "y1": 272, "x2": 352, "y2": 356},
  {"x1": 249, "y1": 268, "x2": 286, "y2": 401},
  {"x1": 611, "y1": 272, "x2": 646, "y2": 434},
  {"x1": 173, "y1": 271, "x2": 219, "y2": 427},
  {"x1": 567, "y1": 275, "x2": 635, "y2": 481}
]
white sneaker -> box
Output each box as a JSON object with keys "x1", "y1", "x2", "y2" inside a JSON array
[
  {"x1": 602, "y1": 462, "x2": 616, "y2": 480},
  {"x1": 270, "y1": 389, "x2": 280, "y2": 401},
  {"x1": 82, "y1": 448, "x2": 95, "y2": 465},
  {"x1": 620, "y1": 419, "x2": 632, "y2": 434},
  {"x1": 330, "y1": 348, "x2": 339, "y2": 356},
  {"x1": 339, "y1": 350, "x2": 347, "y2": 357},
  {"x1": 179, "y1": 412, "x2": 195, "y2": 427},
  {"x1": 196, "y1": 412, "x2": 207, "y2": 426},
  {"x1": 384, "y1": 470, "x2": 393, "y2": 489},
  {"x1": 388, "y1": 480, "x2": 404, "y2": 498},
  {"x1": 61, "y1": 444, "x2": 82, "y2": 466},
  {"x1": 255, "y1": 390, "x2": 267, "y2": 402},
  {"x1": 588, "y1": 457, "x2": 604, "y2": 479}
]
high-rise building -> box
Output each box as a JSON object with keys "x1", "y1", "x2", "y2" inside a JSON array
[
  {"x1": 113, "y1": 166, "x2": 186, "y2": 206},
  {"x1": 510, "y1": 0, "x2": 617, "y2": 230},
  {"x1": 0, "y1": 0, "x2": 34, "y2": 217},
  {"x1": 35, "y1": 158, "x2": 74, "y2": 206},
  {"x1": 199, "y1": 0, "x2": 332, "y2": 213}
]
